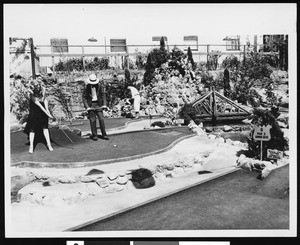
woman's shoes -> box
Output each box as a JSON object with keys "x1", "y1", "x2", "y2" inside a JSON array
[
  {"x1": 29, "y1": 146, "x2": 33, "y2": 154},
  {"x1": 47, "y1": 144, "x2": 54, "y2": 151}
]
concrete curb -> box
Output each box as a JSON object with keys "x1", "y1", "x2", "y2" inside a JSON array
[
  {"x1": 11, "y1": 133, "x2": 196, "y2": 169},
  {"x1": 65, "y1": 167, "x2": 241, "y2": 231}
]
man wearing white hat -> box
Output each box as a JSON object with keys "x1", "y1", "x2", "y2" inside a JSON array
[{"x1": 82, "y1": 74, "x2": 109, "y2": 141}]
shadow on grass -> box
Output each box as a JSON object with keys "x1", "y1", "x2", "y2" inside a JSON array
[
  {"x1": 86, "y1": 169, "x2": 105, "y2": 175},
  {"x1": 236, "y1": 149, "x2": 252, "y2": 157},
  {"x1": 130, "y1": 168, "x2": 155, "y2": 189},
  {"x1": 198, "y1": 170, "x2": 212, "y2": 175}
]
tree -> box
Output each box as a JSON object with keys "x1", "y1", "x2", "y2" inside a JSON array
[
  {"x1": 143, "y1": 53, "x2": 155, "y2": 86},
  {"x1": 187, "y1": 47, "x2": 195, "y2": 68},
  {"x1": 160, "y1": 37, "x2": 166, "y2": 50},
  {"x1": 247, "y1": 107, "x2": 288, "y2": 160}
]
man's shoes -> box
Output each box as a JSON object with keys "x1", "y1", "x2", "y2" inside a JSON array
[
  {"x1": 102, "y1": 135, "x2": 109, "y2": 140},
  {"x1": 90, "y1": 135, "x2": 98, "y2": 141}
]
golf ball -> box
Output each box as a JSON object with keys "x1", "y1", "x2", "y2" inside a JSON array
[{"x1": 113, "y1": 145, "x2": 117, "y2": 147}]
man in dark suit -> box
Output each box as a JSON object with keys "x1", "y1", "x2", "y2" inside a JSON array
[{"x1": 82, "y1": 74, "x2": 109, "y2": 141}]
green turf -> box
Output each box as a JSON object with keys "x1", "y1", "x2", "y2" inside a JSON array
[{"x1": 10, "y1": 127, "x2": 193, "y2": 164}]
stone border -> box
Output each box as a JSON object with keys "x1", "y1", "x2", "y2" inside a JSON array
[{"x1": 16, "y1": 149, "x2": 214, "y2": 206}]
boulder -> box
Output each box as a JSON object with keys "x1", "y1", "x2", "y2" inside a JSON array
[{"x1": 140, "y1": 177, "x2": 155, "y2": 188}]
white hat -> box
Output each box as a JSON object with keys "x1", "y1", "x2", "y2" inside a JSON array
[{"x1": 87, "y1": 74, "x2": 99, "y2": 84}]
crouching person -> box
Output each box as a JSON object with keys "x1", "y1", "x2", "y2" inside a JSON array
[{"x1": 127, "y1": 85, "x2": 141, "y2": 119}]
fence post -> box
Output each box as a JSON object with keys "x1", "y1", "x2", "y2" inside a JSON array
[
  {"x1": 52, "y1": 56, "x2": 55, "y2": 77},
  {"x1": 243, "y1": 45, "x2": 246, "y2": 65},
  {"x1": 206, "y1": 45, "x2": 210, "y2": 70},
  {"x1": 29, "y1": 38, "x2": 36, "y2": 79},
  {"x1": 82, "y1": 46, "x2": 85, "y2": 72}
]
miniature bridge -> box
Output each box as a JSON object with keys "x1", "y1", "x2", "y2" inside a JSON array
[{"x1": 191, "y1": 87, "x2": 251, "y2": 123}]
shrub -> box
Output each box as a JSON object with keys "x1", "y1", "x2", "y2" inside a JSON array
[
  {"x1": 143, "y1": 54, "x2": 156, "y2": 86},
  {"x1": 247, "y1": 107, "x2": 288, "y2": 160}
]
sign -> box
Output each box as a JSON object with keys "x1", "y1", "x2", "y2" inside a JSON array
[
  {"x1": 152, "y1": 36, "x2": 168, "y2": 42},
  {"x1": 253, "y1": 125, "x2": 271, "y2": 141},
  {"x1": 50, "y1": 38, "x2": 69, "y2": 53},
  {"x1": 267, "y1": 149, "x2": 283, "y2": 160},
  {"x1": 184, "y1": 35, "x2": 198, "y2": 51},
  {"x1": 184, "y1": 36, "x2": 198, "y2": 41},
  {"x1": 110, "y1": 39, "x2": 127, "y2": 52},
  {"x1": 177, "y1": 119, "x2": 185, "y2": 124}
]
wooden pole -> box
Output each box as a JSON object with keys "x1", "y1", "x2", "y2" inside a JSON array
[
  {"x1": 29, "y1": 38, "x2": 36, "y2": 79},
  {"x1": 82, "y1": 45, "x2": 85, "y2": 72},
  {"x1": 260, "y1": 140, "x2": 263, "y2": 161},
  {"x1": 52, "y1": 56, "x2": 55, "y2": 77},
  {"x1": 206, "y1": 45, "x2": 210, "y2": 69},
  {"x1": 243, "y1": 45, "x2": 246, "y2": 65}
]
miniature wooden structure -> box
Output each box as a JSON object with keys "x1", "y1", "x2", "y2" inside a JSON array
[{"x1": 191, "y1": 87, "x2": 251, "y2": 123}]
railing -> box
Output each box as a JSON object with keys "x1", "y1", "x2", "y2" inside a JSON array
[{"x1": 9, "y1": 42, "x2": 282, "y2": 77}]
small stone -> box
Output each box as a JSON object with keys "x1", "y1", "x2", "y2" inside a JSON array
[
  {"x1": 205, "y1": 127, "x2": 213, "y2": 133},
  {"x1": 96, "y1": 179, "x2": 109, "y2": 188},
  {"x1": 208, "y1": 134, "x2": 216, "y2": 140},
  {"x1": 155, "y1": 172, "x2": 167, "y2": 182},
  {"x1": 116, "y1": 176, "x2": 128, "y2": 185},
  {"x1": 118, "y1": 171, "x2": 127, "y2": 177},
  {"x1": 225, "y1": 138, "x2": 233, "y2": 144},
  {"x1": 116, "y1": 185, "x2": 125, "y2": 192},
  {"x1": 165, "y1": 163, "x2": 175, "y2": 171},
  {"x1": 58, "y1": 176, "x2": 76, "y2": 184},
  {"x1": 80, "y1": 176, "x2": 95, "y2": 183},
  {"x1": 107, "y1": 172, "x2": 118, "y2": 181},
  {"x1": 202, "y1": 150, "x2": 211, "y2": 158},
  {"x1": 277, "y1": 121, "x2": 287, "y2": 128},
  {"x1": 217, "y1": 137, "x2": 225, "y2": 143},
  {"x1": 166, "y1": 171, "x2": 173, "y2": 178},
  {"x1": 172, "y1": 167, "x2": 185, "y2": 177},
  {"x1": 72, "y1": 128, "x2": 82, "y2": 136},
  {"x1": 105, "y1": 184, "x2": 118, "y2": 193},
  {"x1": 223, "y1": 125, "x2": 233, "y2": 132}
]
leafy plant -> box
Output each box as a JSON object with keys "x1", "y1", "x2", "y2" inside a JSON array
[
  {"x1": 187, "y1": 47, "x2": 195, "y2": 68},
  {"x1": 143, "y1": 53, "x2": 156, "y2": 86},
  {"x1": 247, "y1": 107, "x2": 288, "y2": 160}
]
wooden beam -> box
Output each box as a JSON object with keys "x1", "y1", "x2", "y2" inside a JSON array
[{"x1": 215, "y1": 92, "x2": 250, "y2": 113}]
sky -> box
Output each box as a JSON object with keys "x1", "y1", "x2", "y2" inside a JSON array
[{"x1": 4, "y1": 3, "x2": 297, "y2": 46}]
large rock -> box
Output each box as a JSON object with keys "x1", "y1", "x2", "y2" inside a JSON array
[{"x1": 140, "y1": 177, "x2": 155, "y2": 188}]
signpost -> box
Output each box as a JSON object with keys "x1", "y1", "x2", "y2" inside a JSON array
[{"x1": 253, "y1": 124, "x2": 271, "y2": 161}]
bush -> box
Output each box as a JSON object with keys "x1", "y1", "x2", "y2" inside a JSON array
[
  {"x1": 55, "y1": 57, "x2": 110, "y2": 72},
  {"x1": 143, "y1": 54, "x2": 156, "y2": 86},
  {"x1": 178, "y1": 103, "x2": 197, "y2": 123},
  {"x1": 247, "y1": 107, "x2": 288, "y2": 160}
]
